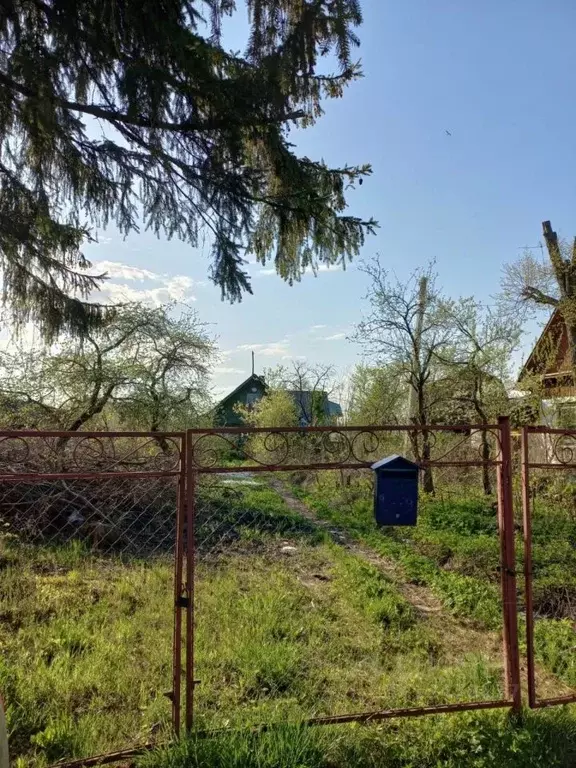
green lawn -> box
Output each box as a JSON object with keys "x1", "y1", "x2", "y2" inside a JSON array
[{"x1": 3, "y1": 480, "x2": 576, "y2": 766}]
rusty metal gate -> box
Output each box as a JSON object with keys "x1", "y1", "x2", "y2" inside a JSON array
[
  {"x1": 0, "y1": 430, "x2": 186, "y2": 767},
  {"x1": 520, "y1": 425, "x2": 576, "y2": 709},
  {"x1": 184, "y1": 419, "x2": 521, "y2": 730},
  {"x1": 8, "y1": 419, "x2": 576, "y2": 766}
]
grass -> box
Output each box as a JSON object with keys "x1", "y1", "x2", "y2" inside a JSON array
[
  {"x1": 4, "y1": 477, "x2": 576, "y2": 765},
  {"x1": 293, "y1": 472, "x2": 576, "y2": 692},
  {"x1": 138, "y1": 711, "x2": 576, "y2": 768},
  {"x1": 0, "y1": 539, "x2": 174, "y2": 766}
]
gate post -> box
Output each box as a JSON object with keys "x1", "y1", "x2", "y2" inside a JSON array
[
  {"x1": 521, "y1": 427, "x2": 536, "y2": 707},
  {"x1": 171, "y1": 433, "x2": 186, "y2": 736},
  {"x1": 497, "y1": 416, "x2": 521, "y2": 711},
  {"x1": 185, "y1": 430, "x2": 196, "y2": 731}
]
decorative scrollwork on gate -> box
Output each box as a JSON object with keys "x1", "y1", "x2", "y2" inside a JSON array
[
  {"x1": 0, "y1": 432, "x2": 183, "y2": 475},
  {"x1": 189, "y1": 425, "x2": 502, "y2": 471}
]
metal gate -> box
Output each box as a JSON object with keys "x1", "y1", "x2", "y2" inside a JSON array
[
  {"x1": 520, "y1": 425, "x2": 576, "y2": 709},
  {"x1": 0, "y1": 430, "x2": 186, "y2": 766},
  {"x1": 11, "y1": 419, "x2": 576, "y2": 766},
  {"x1": 183, "y1": 419, "x2": 521, "y2": 729}
]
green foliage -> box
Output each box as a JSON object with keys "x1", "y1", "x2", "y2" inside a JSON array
[
  {"x1": 141, "y1": 709, "x2": 576, "y2": 768},
  {"x1": 1, "y1": 541, "x2": 174, "y2": 765},
  {"x1": 236, "y1": 389, "x2": 299, "y2": 429},
  {"x1": 347, "y1": 364, "x2": 407, "y2": 425},
  {"x1": 0, "y1": 0, "x2": 374, "y2": 339},
  {"x1": 0, "y1": 303, "x2": 215, "y2": 431},
  {"x1": 9, "y1": 473, "x2": 576, "y2": 767},
  {"x1": 139, "y1": 727, "x2": 327, "y2": 768}
]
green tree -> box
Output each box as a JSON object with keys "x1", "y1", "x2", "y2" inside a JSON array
[
  {"x1": 436, "y1": 298, "x2": 522, "y2": 494},
  {"x1": 0, "y1": 304, "x2": 214, "y2": 439},
  {"x1": 347, "y1": 364, "x2": 407, "y2": 426},
  {"x1": 352, "y1": 260, "x2": 453, "y2": 493},
  {"x1": 235, "y1": 388, "x2": 299, "y2": 464},
  {"x1": 237, "y1": 388, "x2": 299, "y2": 429},
  {"x1": 0, "y1": 0, "x2": 374, "y2": 340}
]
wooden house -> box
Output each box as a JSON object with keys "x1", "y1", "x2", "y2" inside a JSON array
[
  {"x1": 213, "y1": 374, "x2": 268, "y2": 427},
  {"x1": 519, "y1": 308, "x2": 576, "y2": 428},
  {"x1": 214, "y1": 374, "x2": 342, "y2": 427}
]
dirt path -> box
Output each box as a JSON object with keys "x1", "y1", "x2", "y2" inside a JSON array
[
  {"x1": 267, "y1": 477, "x2": 574, "y2": 699},
  {"x1": 267, "y1": 477, "x2": 443, "y2": 616}
]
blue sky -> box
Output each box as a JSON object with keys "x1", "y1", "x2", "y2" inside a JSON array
[{"x1": 83, "y1": 0, "x2": 576, "y2": 397}]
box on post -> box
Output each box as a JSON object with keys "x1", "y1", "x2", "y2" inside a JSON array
[{"x1": 371, "y1": 455, "x2": 419, "y2": 526}]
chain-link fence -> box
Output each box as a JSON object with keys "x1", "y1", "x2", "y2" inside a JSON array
[
  {"x1": 520, "y1": 426, "x2": 576, "y2": 708},
  {"x1": 0, "y1": 431, "x2": 185, "y2": 767},
  {"x1": 10, "y1": 421, "x2": 576, "y2": 766},
  {"x1": 188, "y1": 421, "x2": 520, "y2": 731}
]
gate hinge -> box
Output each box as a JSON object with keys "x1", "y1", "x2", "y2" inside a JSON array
[{"x1": 496, "y1": 565, "x2": 516, "y2": 576}]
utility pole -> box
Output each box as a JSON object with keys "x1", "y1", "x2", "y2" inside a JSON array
[
  {"x1": 251, "y1": 350, "x2": 255, "y2": 377},
  {"x1": 404, "y1": 276, "x2": 428, "y2": 455}
]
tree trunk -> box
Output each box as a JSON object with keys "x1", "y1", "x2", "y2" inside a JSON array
[
  {"x1": 421, "y1": 428, "x2": 434, "y2": 495},
  {"x1": 481, "y1": 429, "x2": 492, "y2": 496},
  {"x1": 417, "y1": 385, "x2": 434, "y2": 495}
]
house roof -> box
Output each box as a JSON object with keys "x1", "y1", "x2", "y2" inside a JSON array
[
  {"x1": 519, "y1": 308, "x2": 570, "y2": 381},
  {"x1": 215, "y1": 374, "x2": 267, "y2": 408}
]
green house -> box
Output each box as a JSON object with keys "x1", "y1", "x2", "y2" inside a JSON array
[
  {"x1": 213, "y1": 374, "x2": 268, "y2": 426},
  {"x1": 213, "y1": 373, "x2": 343, "y2": 427}
]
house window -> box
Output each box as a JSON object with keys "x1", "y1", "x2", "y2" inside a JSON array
[
  {"x1": 246, "y1": 391, "x2": 259, "y2": 407},
  {"x1": 557, "y1": 402, "x2": 576, "y2": 430}
]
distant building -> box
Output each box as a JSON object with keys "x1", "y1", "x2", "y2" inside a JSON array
[
  {"x1": 213, "y1": 374, "x2": 343, "y2": 427},
  {"x1": 213, "y1": 373, "x2": 268, "y2": 427}
]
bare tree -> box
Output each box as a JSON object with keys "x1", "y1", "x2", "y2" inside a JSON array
[
  {"x1": 352, "y1": 259, "x2": 454, "y2": 493},
  {"x1": 264, "y1": 361, "x2": 336, "y2": 425},
  {"x1": 501, "y1": 220, "x2": 576, "y2": 370},
  {"x1": 437, "y1": 299, "x2": 522, "y2": 494}
]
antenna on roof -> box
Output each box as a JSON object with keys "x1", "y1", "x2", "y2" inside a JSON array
[{"x1": 252, "y1": 351, "x2": 255, "y2": 377}]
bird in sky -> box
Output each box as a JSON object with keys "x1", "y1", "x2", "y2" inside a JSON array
[{"x1": 445, "y1": 130, "x2": 452, "y2": 136}]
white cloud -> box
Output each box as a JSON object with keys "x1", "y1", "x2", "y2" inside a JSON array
[
  {"x1": 311, "y1": 324, "x2": 327, "y2": 330},
  {"x1": 324, "y1": 332, "x2": 346, "y2": 341},
  {"x1": 214, "y1": 366, "x2": 246, "y2": 375},
  {"x1": 88, "y1": 261, "x2": 197, "y2": 306},
  {"x1": 91, "y1": 260, "x2": 157, "y2": 281},
  {"x1": 257, "y1": 268, "x2": 276, "y2": 277},
  {"x1": 92, "y1": 236, "x2": 113, "y2": 247},
  {"x1": 237, "y1": 339, "x2": 290, "y2": 357},
  {"x1": 304, "y1": 264, "x2": 344, "y2": 275}
]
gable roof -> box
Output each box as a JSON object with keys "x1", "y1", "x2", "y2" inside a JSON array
[
  {"x1": 215, "y1": 374, "x2": 267, "y2": 408},
  {"x1": 519, "y1": 308, "x2": 570, "y2": 381}
]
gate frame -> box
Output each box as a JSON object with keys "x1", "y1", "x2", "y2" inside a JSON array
[
  {"x1": 521, "y1": 425, "x2": 576, "y2": 709},
  {"x1": 183, "y1": 418, "x2": 522, "y2": 730},
  {"x1": 0, "y1": 428, "x2": 188, "y2": 762}
]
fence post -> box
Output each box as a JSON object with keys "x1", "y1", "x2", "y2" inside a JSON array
[
  {"x1": 497, "y1": 416, "x2": 521, "y2": 711},
  {"x1": 185, "y1": 430, "x2": 196, "y2": 731},
  {"x1": 521, "y1": 427, "x2": 536, "y2": 707},
  {"x1": 171, "y1": 434, "x2": 186, "y2": 736}
]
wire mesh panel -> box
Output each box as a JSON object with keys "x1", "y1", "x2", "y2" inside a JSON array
[
  {"x1": 188, "y1": 423, "x2": 518, "y2": 731},
  {"x1": 521, "y1": 427, "x2": 576, "y2": 708},
  {"x1": 0, "y1": 432, "x2": 184, "y2": 767}
]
